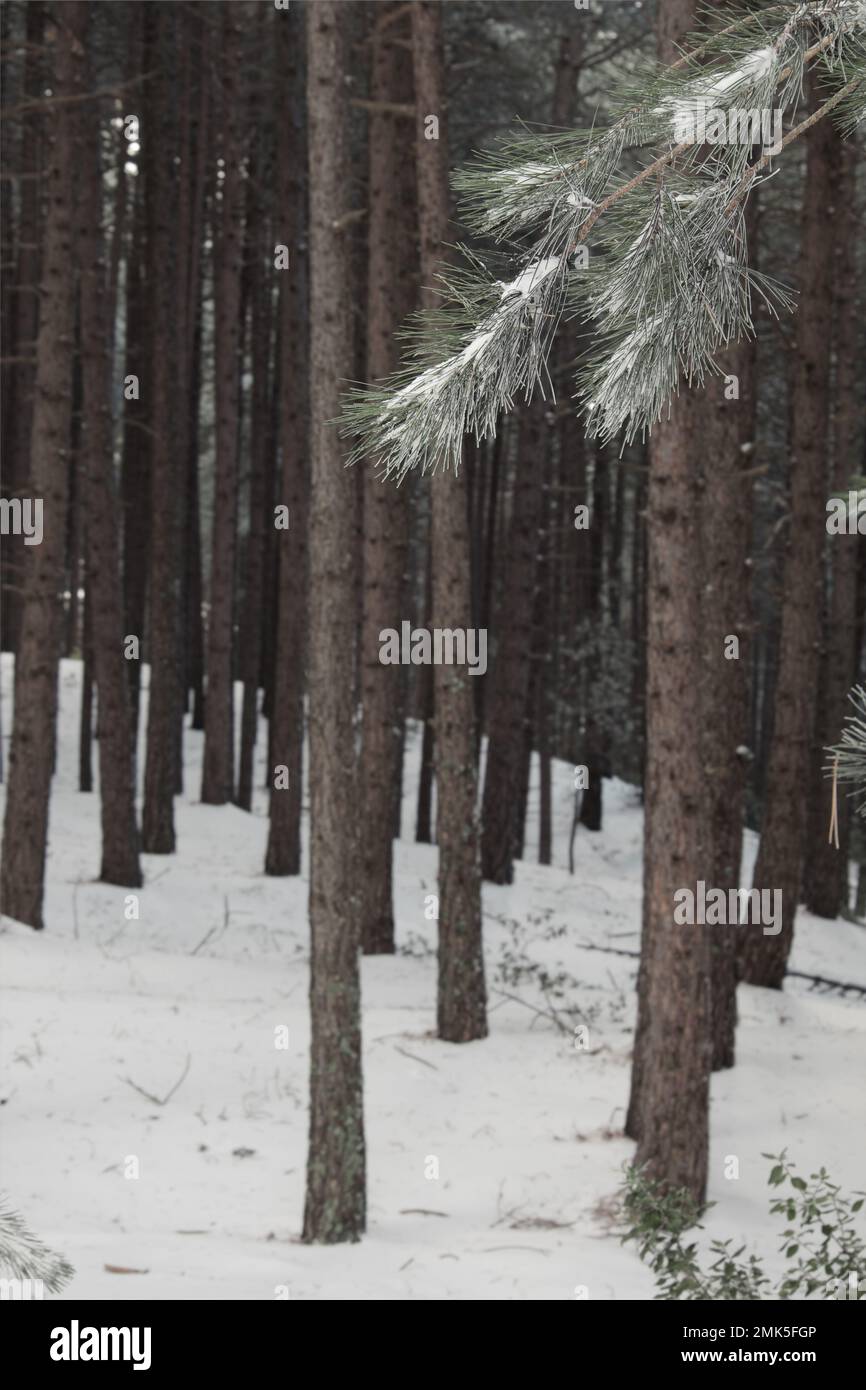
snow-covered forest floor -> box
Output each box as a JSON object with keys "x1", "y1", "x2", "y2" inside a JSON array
[{"x1": 2, "y1": 655, "x2": 865, "y2": 1300}]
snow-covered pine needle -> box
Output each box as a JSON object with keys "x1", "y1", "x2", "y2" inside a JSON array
[
  {"x1": 0, "y1": 1195, "x2": 74, "y2": 1292},
  {"x1": 826, "y1": 686, "x2": 866, "y2": 819},
  {"x1": 342, "y1": 0, "x2": 866, "y2": 475}
]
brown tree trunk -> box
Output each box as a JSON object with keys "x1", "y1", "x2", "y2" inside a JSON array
[
  {"x1": 237, "y1": 118, "x2": 273, "y2": 814},
  {"x1": 741, "y1": 77, "x2": 837, "y2": 988},
  {"x1": 265, "y1": 6, "x2": 308, "y2": 878},
  {"x1": 141, "y1": 3, "x2": 181, "y2": 852},
  {"x1": 700, "y1": 332, "x2": 755, "y2": 1069},
  {"x1": 1, "y1": 1, "x2": 44, "y2": 657},
  {"x1": 480, "y1": 403, "x2": 544, "y2": 883},
  {"x1": 802, "y1": 137, "x2": 864, "y2": 920},
  {"x1": 413, "y1": 0, "x2": 487, "y2": 1043},
  {"x1": 360, "y1": 1, "x2": 417, "y2": 952},
  {"x1": 536, "y1": 25, "x2": 583, "y2": 864},
  {"x1": 121, "y1": 151, "x2": 149, "y2": 760},
  {"x1": 201, "y1": 7, "x2": 246, "y2": 806},
  {"x1": 626, "y1": 0, "x2": 711, "y2": 1205},
  {"x1": 302, "y1": 0, "x2": 366, "y2": 1244},
  {"x1": 76, "y1": 26, "x2": 142, "y2": 886},
  {"x1": 0, "y1": 2, "x2": 84, "y2": 929},
  {"x1": 79, "y1": 578, "x2": 93, "y2": 794},
  {"x1": 699, "y1": 184, "x2": 758, "y2": 1068}
]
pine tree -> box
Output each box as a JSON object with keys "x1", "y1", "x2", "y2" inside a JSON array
[
  {"x1": 201, "y1": 7, "x2": 246, "y2": 807},
  {"x1": 359, "y1": 1, "x2": 418, "y2": 953},
  {"x1": 741, "y1": 72, "x2": 839, "y2": 989},
  {"x1": 266, "y1": 4, "x2": 307, "y2": 878},
  {"x1": 303, "y1": 0, "x2": 366, "y2": 1244},
  {"x1": 75, "y1": 9, "x2": 142, "y2": 888},
  {"x1": 1, "y1": 1, "x2": 85, "y2": 928},
  {"x1": 413, "y1": 0, "x2": 488, "y2": 1044},
  {"x1": 141, "y1": 2, "x2": 182, "y2": 853}
]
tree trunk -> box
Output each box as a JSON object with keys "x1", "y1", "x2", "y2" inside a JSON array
[
  {"x1": 360, "y1": 1, "x2": 417, "y2": 952},
  {"x1": 1, "y1": 1, "x2": 44, "y2": 657},
  {"x1": 626, "y1": 0, "x2": 711, "y2": 1205},
  {"x1": 699, "y1": 181, "x2": 758, "y2": 1068},
  {"x1": 121, "y1": 154, "x2": 149, "y2": 761},
  {"x1": 265, "y1": 5, "x2": 308, "y2": 878},
  {"x1": 141, "y1": 3, "x2": 181, "y2": 852},
  {"x1": 741, "y1": 77, "x2": 837, "y2": 988},
  {"x1": 237, "y1": 119, "x2": 273, "y2": 814},
  {"x1": 413, "y1": 0, "x2": 487, "y2": 1043},
  {"x1": 76, "y1": 27, "x2": 142, "y2": 886},
  {"x1": 302, "y1": 0, "x2": 366, "y2": 1244},
  {"x1": 78, "y1": 580, "x2": 93, "y2": 794},
  {"x1": 480, "y1": 403, "x2": 544, "y2": 883},
  {"x1": 802, "y1": 137, "x2": 864, "y2": 920},
  {"x1": 0, "y1": 1, "x2": 84, "y2": 929},
  {"x1": 201, "y1": 7, "x2": 246, "y2": 806}
]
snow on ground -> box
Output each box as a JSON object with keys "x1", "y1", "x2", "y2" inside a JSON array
[{"x1": 1, "y1": 655, "x2": 865, "y2": 1300}]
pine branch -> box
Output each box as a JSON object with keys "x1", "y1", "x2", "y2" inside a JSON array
[
  {"x1": 0, "y1": 1196, "x2": 74, "y2": 1292},
  {"x1": 827, "y1": 687, "x2": 866, "y2": 819},
  {"x1": 343, "y1": 1, "x2": 866, "y2": 474}
]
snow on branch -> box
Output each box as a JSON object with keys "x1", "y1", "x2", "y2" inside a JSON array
[
  {"x1": 343, "y1": 0, "x2": 866, "y2": 475},
  {"x1": 828, "y1": 687, "x2": 866, "y2": 820},
  {"x1": 0, "y1": 1195, "x2": 74, "y2": 1292}
]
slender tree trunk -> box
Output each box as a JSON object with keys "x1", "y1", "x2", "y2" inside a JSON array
[
  {"x1": 803, "y1": 137, "x2": 864, "y2": 920},
  {"x1": 302, "y1": 0, "x2": 366, "y2": 1244},
  {"x1": 480, "y1": 403, "x2": 544, "y2": 883},
  {"x1": 0, "y1": 2, "x2": 84, "y2": 929},
  {"x1": 699, "y1": 186, "x2": 758, "y2": 1068},
  {"x1": 76, "y1": 29, "x2": 142, "y2": 886},
  {"x1": 265, "y1": 6, "x2": 308, "y2": 877},
  {"x1": 360, "y1": 2, "x2": 417, "y2": 952},
  {"x1": 78, "y1": 579, "x2": 93, "y2": 794},
  {"x1": 237, "y1": 123, "x2": 273, "y2": 813},
  {"x1": 141, "y1": 4, "x2": 181, "y2": 852},
  {"x1": 201, "y1": 8, "x2": 245, "y2": 806},
  {"x1": 626, "y1": 0, "x2": 711, "y2": 1205},
  {"x1": 741, "y1": 77, "x2": 837, "y2": 988},
  {"x1": 413, "y1": 0, "x2": 487, "y2": 1043},
  {"x1": 121, "y1": 156, "x2": 149, "y2": 759},
  {"x1": 579, "y1": 448, "x2": 608, "y2": 832},
  {"x1": 700, "y1": 333, "x2": 755, "y2": 1068},
  {"x1": 1, "y1": 1, "x2": 44, "y2": 656},
  {"x1": 536, "y1": 25, "x2": 583, "y2": 863}
]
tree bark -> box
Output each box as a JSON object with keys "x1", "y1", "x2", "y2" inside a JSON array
[
  {"x1": 237, "y1": 110, "x2": 273, "y2": 814},
  {"x1": 626, "y1": 0, "x2": 711, "y2": 1204},
  {"x1": 201, "y1": 7, "x2": 246, "y2": 806},
  {"x1": 76, "y1": 22, "x2": 142, "y2": 886},
  {"x1": 802, "y1": 136, "x2": 864, "y2": 920},
  {"x1": 121, "y1": 146, "x2": 149, "y2": 761},
  {"x1": 141, "y1": 3, "x2": 181, "y2": 852},
  {"x1": 302, "y1": 0, "x2": 366, "y2": 1244},
  {"x1": 360, "y1": 2, "x2": 418, "y2": 952},
  {"x1": 1, "y1": 1, "x2": 44, "y2": 657},
  {"x1": 413, "y1": 0, "x2": 487, "y2": 1043},
  {"x1": 265, "y1": 5, "x2": 308, "y2": 878},
  {"x1": 741, "y1": 77, "x2": 837, "y2": 988},
  {"x1": 0, "y1": 1, "x2": 84, "y2": 929},
  {"x1": 698, "y1": 177, "x2": 758, "y2": 1069},
  {"x1": 480, "y1": 404, "x2": 544, "y2": 883}
]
